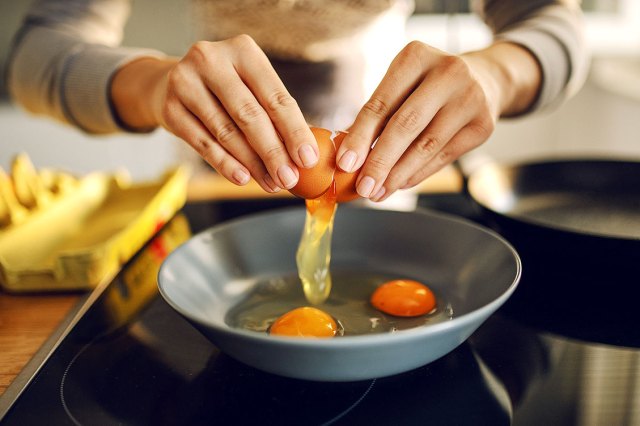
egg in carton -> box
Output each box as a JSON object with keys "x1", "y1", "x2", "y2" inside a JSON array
[{"x1": 0, "y1": 154, "x2": 188, "y2": 292}]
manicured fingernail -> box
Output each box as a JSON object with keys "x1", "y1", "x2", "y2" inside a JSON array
[
  {"x1": 232, "y1": 169, "x2": 250, "y2": 185},
  {"x1": 264, "y1": 174, "x2": 281, "y2": 192},
  {"x1": 338, "y1": 150, "x2": 358, "y2": 172},
  {"x1": 357, "y1": 176, "x2": 376, "y2": 198},
  {"x1": 371, "y1": 186, "x2": 386, "y2": 201},
  {"x1": 277, "y1": 165, "x2": 298, "y2": 189},
  {"x1": 298, "y1": 144, "x2": 318, "y2": 168}
]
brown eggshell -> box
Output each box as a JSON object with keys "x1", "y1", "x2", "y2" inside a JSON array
[
  {"x1": 289, "y1": 127, "x2": 336, "y2": 199},
  {"x1": 332, "y1": 131, "x2": 361, "y2": 203}
]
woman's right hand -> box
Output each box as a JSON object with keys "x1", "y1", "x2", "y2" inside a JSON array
[{"x1": 111, "y1": 35, "x2": 319, "y2": 193}]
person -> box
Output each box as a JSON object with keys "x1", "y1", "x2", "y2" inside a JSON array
[{"x1": 7, "y1": 0, "x2": 587, "y2": 202}]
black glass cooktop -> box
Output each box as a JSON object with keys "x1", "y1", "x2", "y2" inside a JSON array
[{"x1": 1, "y1": 195, "x2": 639, "y2": 425}]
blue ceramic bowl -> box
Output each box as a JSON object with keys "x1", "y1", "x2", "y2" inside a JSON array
[{"x1": 158, "y1": 206, "x2": 521, "y2": 381}]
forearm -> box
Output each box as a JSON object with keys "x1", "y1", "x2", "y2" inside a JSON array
[
  {"x1": 7, "y1": 0, "x2": 165, "y2": 134},
  {"x1": 110, "y1": 56, "x2": 178, "y2": 130}
]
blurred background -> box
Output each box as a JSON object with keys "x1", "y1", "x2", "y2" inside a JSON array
[{"x1": 1, "y1": 0, "x2": 639, "y2": 181}]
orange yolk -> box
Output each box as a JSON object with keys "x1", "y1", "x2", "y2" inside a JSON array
[
  {"x1": 370, "y1": 280, "x2": 436, "y2": 317},
  {"x1": 269, "y1": 307, "x2": 338, "y2": 338}
]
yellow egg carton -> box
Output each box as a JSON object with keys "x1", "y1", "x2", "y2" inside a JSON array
[{"x1": 0, "y1": 154, "x2": 189, "y2": 292}]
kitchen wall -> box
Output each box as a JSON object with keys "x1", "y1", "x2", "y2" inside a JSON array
[
  {"x1": 0, "y1": 0, "x2": 193, "y2": 96},
  {"x1": 1, "y1": 1, "x2": 639, "y2": 182}
]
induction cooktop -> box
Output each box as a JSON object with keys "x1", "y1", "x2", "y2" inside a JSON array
[{"x1": 1, "y1": 195, "x2": 638, "y2": 425}]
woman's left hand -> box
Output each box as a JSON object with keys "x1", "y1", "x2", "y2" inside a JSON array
[{"x1": 336, "y1": 41, "x2": 541, "y2": 201}]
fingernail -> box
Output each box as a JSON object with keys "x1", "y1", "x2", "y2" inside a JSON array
[
  {"x1": 298, "y1": 144, "x2": 318, "y2": 168},
  {"x1": 264, "y1": 174, "x2": 281, "y2": 192},
  {"x1": 277, "y1": 165, "x2": 298, "y2": 189},
  {"x1": 338, "y1": 150, "x2": 358, "y2": 172},
  {"x1": 232, "y1": 169, "x2": 250, "y2": 185},
  {"x1": 357, "y1": 176, "x2": 376, "y2": 198},
  {"x1": 371, "y1": 186, "x2": 386, "y2": 201}
]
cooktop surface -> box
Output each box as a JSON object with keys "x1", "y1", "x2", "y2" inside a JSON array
[{"x1": 1, "y1": 195, "x2": 638, "y2": 425}]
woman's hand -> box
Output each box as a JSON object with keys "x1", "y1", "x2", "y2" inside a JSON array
[
  {"x1": 336, "y1": 41, "x2": 541, "y2": 201},
  {"x1": 111, "y1": 35, "x2": 318, "y2": 192}
]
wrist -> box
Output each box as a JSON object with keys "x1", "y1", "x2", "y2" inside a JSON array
[
  {"x1": 462, "y1": 42, "x2": 542, "y2": 117},
  {"x1": 110, "y1": 56, "x2": 178, "y2": 131}
]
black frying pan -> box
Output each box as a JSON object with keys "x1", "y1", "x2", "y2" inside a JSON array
[
  {"x1": 467, "y1": 159, "x2": 640, "y2": 241},
  {"x1": 463, "y1": 158, "x2": 640, "y2": 345}
]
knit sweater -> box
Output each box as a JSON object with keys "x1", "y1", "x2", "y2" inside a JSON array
[{"x1": 7, "y1": 0, "x2": 587, "y2": 134}]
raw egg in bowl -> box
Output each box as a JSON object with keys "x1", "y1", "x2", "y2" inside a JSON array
[{"x1": 158, "y1": 206, "x2": 521, "y2": 381}]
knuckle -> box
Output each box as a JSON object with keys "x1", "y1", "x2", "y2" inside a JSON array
[
  {"x1": 404, "y1": 40, "x2": 426, "y2": 56},
  {"x1": 290, "y1": 126, "x2": 309, "y2": 139},
  {"x1": 263, "y1": 144, "x2": 287, "y2": 163},
  {"x1": 470, "y1": 120, "x2": 494, "y2": 142},
  {"x1": 214, "y1": 121, "x2": 240, "y2": 146},
  {"x1": 441, "y1": 54, "x2": 466, "y2": 76},
  {"x1": 203, "y1": 149, "x2": 225, "y2": 171},
  {"x1": 160, "y1": 101, "x2": 173, "y2": 122},
  {"x1": 436, "y1": 149, "x2": 452, "y2": 165},
  {"x1": 414, "y1": 135, "x2": 441, "y2": 158},
  {"x1": 466, "y1": 82, "x2": 487, "y2": 106},
  {"x1": 266, "y1": 90, "x2": 297, "y2": 114},
  {"x1": 231, "y1": 34, "x2": 257, "y2": 50},
  {"x1": 160, "y1": 100, "x2": 179, "y2": 126},
  {"x1": 395, "y1": 40, "x2": 427, "y2": 68},
  {"x1": 190, "y1": 136, "x2": 211, "y2": 157},
  {"x1": 391, "y1": 109, "x2": 420, "y2": 134},
  {"x1": 347, "y1": 131, "x2": 375, "y2": 150},
  {"x1": 166, "y1": 65, "x2": 187, "y2": 87},
  {"x1": 478, "y1": 116, "x2": 495, "y2": 137},
  {"x1": 207, "y1": 156, "x2": 226, "y2": 173},
  {"x1": 365, "y1": 154, "x2": 390, "y2": 174},
  {"x1": 189, "y1": 41, "x2": 212, "y2": 61},
  {"x1": 362, "y1": 97, "x2": 390, "y2": 119},
  {"x1": 289, "y1": 125, "x2": 311, "y2": 144},
  {"x1": 235, "y1": 101, "x2": 265, "y2": 126}
]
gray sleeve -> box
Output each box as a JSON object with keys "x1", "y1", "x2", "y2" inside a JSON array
[
  {"x1": 7, "y1": 0, "x2": 166, "y2": 134},
  {"x1": 478, "y1": 0, "x2": 588, "y2": 113}
]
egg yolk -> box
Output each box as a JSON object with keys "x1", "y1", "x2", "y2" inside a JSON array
[
  {"x1": 269, "y1": 307, "x2": 338, "y2": 338},
  {"x1": 370, "y1": 280, "x2": 436, "y2": 317}
]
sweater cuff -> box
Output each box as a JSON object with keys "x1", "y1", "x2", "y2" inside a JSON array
[
  {"x1": 494, "y1": 6, "x2": 587, "y2": 114},
  {"x1": 61, "y1": 45, "x2": 165, "y2": 134}
]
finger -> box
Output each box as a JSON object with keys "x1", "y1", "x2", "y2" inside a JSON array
[
  {"x1": 356, "y1": 74, "x2": 460, "y2": 199},
  {"x1": 203, "y1": 60, "x2": 298, "y2": 190},
  {"x1": 175, "y1": 78, "x2": 275, "y2": 191},
  {"x1": 164, "y1": 98, "x2": 280, "y2": 192},
  {"x1": 233, "y1": 39, "x2": 319, "y2": 168},
  {"x1": 370, "y1": 102, "x2": 476, "y2": 201},
  {"x1": 399, "y1": 122, "x2": 491, "y2": 193},
  {"x1": 336, "y1": 41, "x2": 433, "y2": 173}
]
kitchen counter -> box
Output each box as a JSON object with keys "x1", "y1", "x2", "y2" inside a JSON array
[{"x1": 0, "y1": 293, "x2": 81, "y2": 396}]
